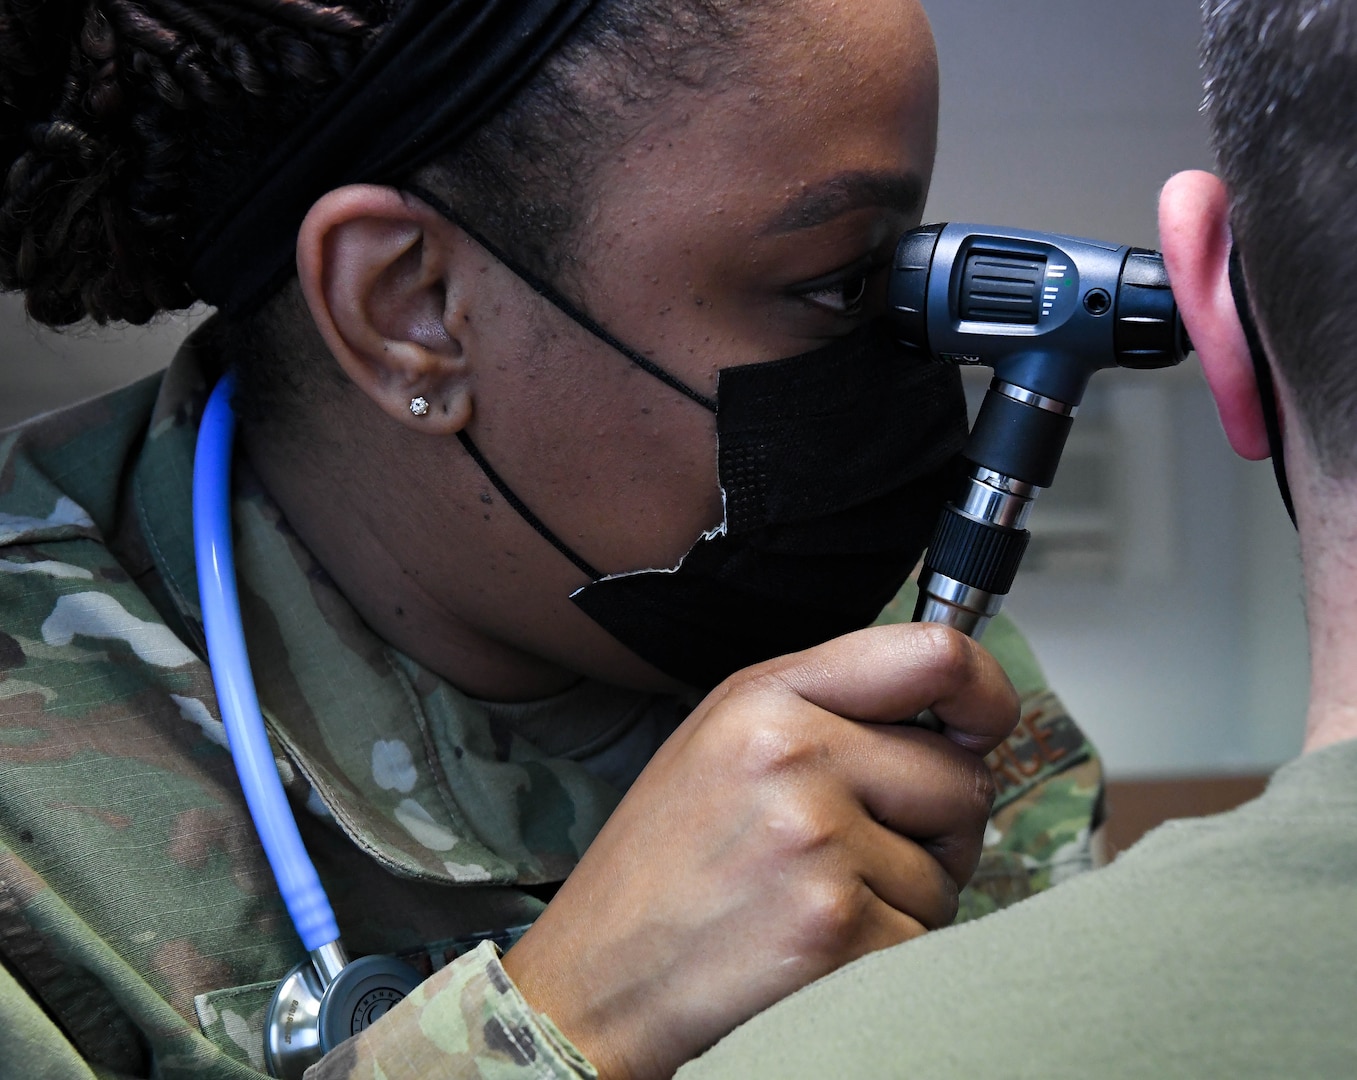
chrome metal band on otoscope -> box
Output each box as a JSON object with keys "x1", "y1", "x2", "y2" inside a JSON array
[
  {"x1": 890, "y1": 223, "x2": 1191, "y2": 639},
  {"x1": 193, "y1": 374, "x2": 421, "y2": 1079}
]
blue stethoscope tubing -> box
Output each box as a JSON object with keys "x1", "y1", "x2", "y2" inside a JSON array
[{"x1": 193, "y1": 371, "x2": 341, "y2": 954}]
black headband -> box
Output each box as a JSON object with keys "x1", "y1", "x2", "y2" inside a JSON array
[{"x1": 188, "y1": 0, "x2": 600, "y2": 316}]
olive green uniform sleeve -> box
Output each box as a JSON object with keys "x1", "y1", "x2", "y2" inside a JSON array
[{"x1": 307, "y1": 942, "x2": 595, "y2": 1080}]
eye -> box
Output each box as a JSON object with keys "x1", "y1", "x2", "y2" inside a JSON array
[
  {"x1": 791, "y1": 254, "x2": 888, "y2": 318},
  {"x1": 800, "y1": 273, "x2": 871, "y2": 315}
]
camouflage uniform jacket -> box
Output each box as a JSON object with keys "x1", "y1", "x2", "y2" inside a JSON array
[{"x1": 0, "y1": 329, "x2": 1103, "y2": 1079}]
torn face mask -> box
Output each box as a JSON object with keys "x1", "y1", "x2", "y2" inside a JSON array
[{"x1": 407, "y1": 185, "x2": 968, "y2": 690}]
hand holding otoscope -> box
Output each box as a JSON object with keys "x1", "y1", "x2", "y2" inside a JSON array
[{"x1": 889, "y1": 223, "x2": 1191, "y2": 638}]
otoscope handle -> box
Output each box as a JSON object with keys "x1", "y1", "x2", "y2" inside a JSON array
[
  {"x1": 912, "y1": 380, "x2": 1074, "y2": 638},
  {"x1": 924, "y1": 503, "x2": 1029, "y2": 599},
  {"x1": 911, "y1": 466, "x2": 1036, "y2": 638}
]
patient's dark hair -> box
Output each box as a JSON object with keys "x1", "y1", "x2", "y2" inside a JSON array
[
  {"x1": 1201, "y1": 0, "x2": 1357, "y2": 477},
  {"x1": 0, "y1": 0, "x2": 752, "y2": 413}
]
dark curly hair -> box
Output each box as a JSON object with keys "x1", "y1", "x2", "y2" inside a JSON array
[
  {"x1": 1202, "y1": 0, "x2": 1357, "y2": 477},
  {"x1": 0, "y1": 0, "x2": 752, "y2": 334},
  {"x1": 0, "y1": 0, "x2": 391, "y2": 327}
]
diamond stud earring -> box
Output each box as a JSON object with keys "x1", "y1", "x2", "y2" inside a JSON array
[{"x1": 409, "y1": 396, "x2": 430, "y2": 417}]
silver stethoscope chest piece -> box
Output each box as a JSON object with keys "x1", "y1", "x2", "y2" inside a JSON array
[
  {"x1": 195, "y1": 374, "x2": 423, "y2": 1078},
  {"x1": 265, "y1": 950, "x2": 423, "y2": 1080}
]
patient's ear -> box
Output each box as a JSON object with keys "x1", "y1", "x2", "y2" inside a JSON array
[
  {"x1": 296, "y1": 185, "x2": 473, "y2": 434},
  {"x1": 1159, "y1": 170, "x2": 1271, "y2": 461}
]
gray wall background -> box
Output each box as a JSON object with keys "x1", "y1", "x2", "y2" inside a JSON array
[
  {"x1": 0, "y1": 0, "x2": 1309, "y2": 777},
  {"x1": 925, "y1": 0, "x2": 1308, "y2": 776}
]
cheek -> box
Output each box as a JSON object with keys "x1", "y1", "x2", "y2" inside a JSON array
[
  {"x1": 476, "y1": 327, "x2": 726, "y2": 573},
  {"x1": 563, "y1": 367, "x2": 725, "y2": 570}
]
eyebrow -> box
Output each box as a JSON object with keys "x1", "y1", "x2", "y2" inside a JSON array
[{"x1": 760, "y1": 169, "x2": 926, "y2": 235}]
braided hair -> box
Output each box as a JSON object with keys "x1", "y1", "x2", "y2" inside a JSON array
[
  {"x1": 0, "y1": 0, "x2": 752, "y2": 400},
  {"x1": 0, "y1": 0, "x2": 389, "y2": 327}
]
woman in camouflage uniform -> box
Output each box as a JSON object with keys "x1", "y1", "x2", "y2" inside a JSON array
[{"x1": 0, "y1": 1, "x2": 1103, "y2": 1077}]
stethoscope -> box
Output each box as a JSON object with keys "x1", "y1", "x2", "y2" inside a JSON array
[{"x1": 193, "y1": 373, "x2": 422, "y2": 1079}]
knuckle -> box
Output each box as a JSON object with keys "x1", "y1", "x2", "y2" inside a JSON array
[
  {"x1": 954, "y1": 753, "x2": 997, "y2": 822},
  {"x1": 726, "y1": 711, "x2": 828, "y2": 781},
  {"x1": 926, "y1": 832, "x2": 981, "y2": 900},
  {"x1": 972, "y1": 759, "x2": 998, "y2": 816},
  {"x1": 758, "y1": 796, "x2": 839, "y2": 858},
  {"x1": 913, "y1": 623, "x2": 977, "y2": 683},
  {"x1": 932, "y1": 877, "x2": 961, "y2": 929},
  {"x1": 789, "y1": 879, "x2": 865, "y2": 950}
]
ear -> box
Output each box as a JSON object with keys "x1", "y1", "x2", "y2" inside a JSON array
[
  {"x1": 296, "y1": 184, "x2": 473, "y2": 433},
  {"x1": 1158, "y1": 170, "x2": 1271, "y2": 461}
]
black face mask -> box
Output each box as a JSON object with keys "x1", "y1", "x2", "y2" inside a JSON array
[{"x1": 407, "y1": 186, "x2": 968, "y2": 689}]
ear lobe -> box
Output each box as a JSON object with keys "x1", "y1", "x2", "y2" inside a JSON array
[
  {"x1": 1158, "y1": 170, "x2": 1272, "y2": 461},
  {"x1": 296, "y1": 184, "x2": 473, "y2": 434}
]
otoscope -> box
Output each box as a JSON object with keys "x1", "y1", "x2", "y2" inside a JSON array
[{"x1": 889, "y1": 223, "x2": 1190, "y2": 638}]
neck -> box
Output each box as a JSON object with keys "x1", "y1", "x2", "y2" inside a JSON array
[
  {"x1": 1294, "y1": 473, "x2": 1357, "y2": 754},
  {"x1": 1300, "y1": 610, "x2": 1357, "y2": 755},
  {"x1": 239, "y1": 416, "x2": 583, "y2": 703}
]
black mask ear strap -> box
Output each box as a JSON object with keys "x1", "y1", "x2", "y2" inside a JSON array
[
  {"x1": 455, "y1": 431, "x2": 602, "y2": 580},
  {"x1": 404, "y1": 183, "x2": 718, "y2": 412},
  {"x1": 1228, "y1": 245, "x2": 1297, "y2": 528}
]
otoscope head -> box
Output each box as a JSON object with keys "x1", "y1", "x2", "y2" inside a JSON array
[
  {"x1": 1114, "y1": 247, "x2": 1192, "y2": 369},
  {"x1": 889, "y1": 223, "x2": 1189, "y2": 407},
  {"x1": 895, "y1": 223, "x2": 1192, "y2": 637}
]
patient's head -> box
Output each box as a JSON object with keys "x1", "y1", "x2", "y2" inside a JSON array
[{"x1": 1201, "y1": 0, "x2": 1357, "y2": 477}]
